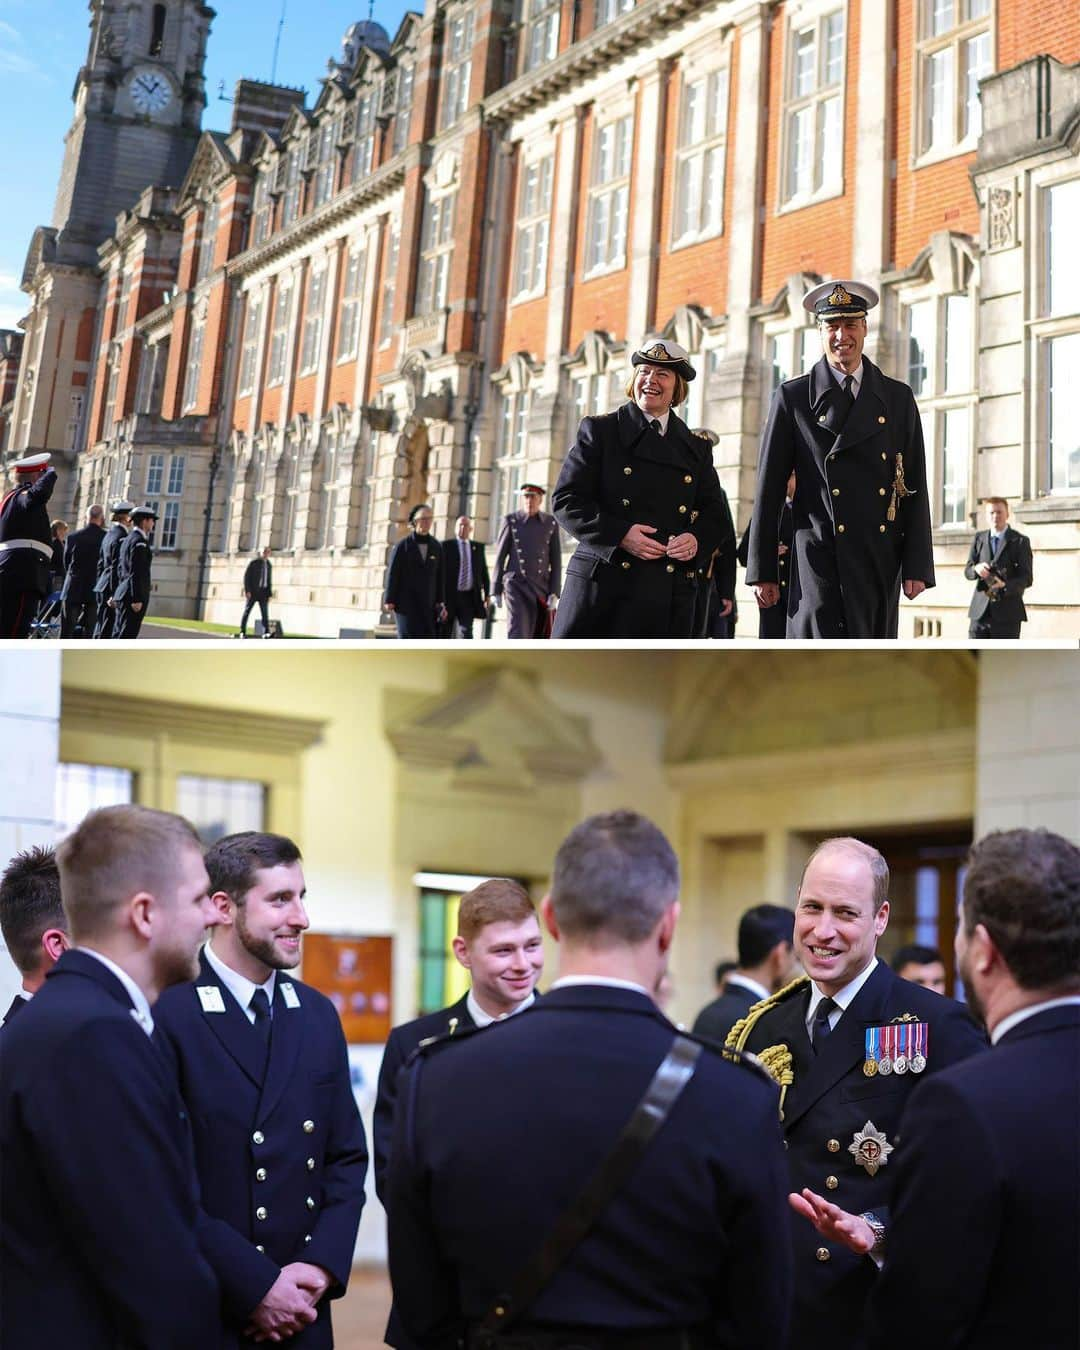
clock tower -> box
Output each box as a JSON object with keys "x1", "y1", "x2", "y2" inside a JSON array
[{"x1": 8, "y1": 0, "x2": 213, "y2": 474}]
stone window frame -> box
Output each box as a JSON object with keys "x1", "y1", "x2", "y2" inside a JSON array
[
  {"x1": 491, "y1": 353, "x2": 540, "y2": 522},
  {"x1": 146, "y1": 453, "x2": 185, "y2": 551},
  {"x1": 1029, "y1": 164, "x2": 1080, "y2": 505},
  {"x1": 298, "y1": 265, "x2": 328, "y2": 375},
  {"x1": 194, "y1": 195, "x2": 219, "y2": 283},
  {"x1": 181, "y1": 310, "x2": 206, "y2": 413},
  {"x1": 414, "y1": 187, "x2": 457, "y2": 318},
  {"x1": 583, "y1": 103, "x2": 634, "y2": 279},
  {"x1": 892, "y1": 237, "x2": 979, "y2": 534},
  {"x1": 102, "y1": 342, "x2": 122, "y2": 439},
  {"x1": 238, "y1": 289, "x2": 265, "y2": 396},
  {"x1": 312, "y1": 115, "x2": 340, "y2": 208},
  {"x1": 280, "y1": 145, "x2": 303, "y2": 228},
  {"x1": 393, "y1": 63, "x2": 415, "y2": 155},
  {"x1": 440, "y1": 5, "x2": 475, "y2": 131},
  {"x1": 594, "y1": 0, "x2": 634, "y2": 31},
  {"x1": 379, "y1": 221, "x2": 401, "y2": 347},
  {"x1": 759, "y1": 280, "x2": 820, "y2": 397},
  {"x1": 523, "y1": 0, "x2": 560, "y2": 74},
  {"x1": 776, "y1": 0, "x2": 847, "y2": 215},
  {"x1": 266, "y1": 279, "x2": 294, "y2": 387},
  {"x1": 510, "y1": 148, "x2": 554, "y2": 303},
  {"x1": 250, "y1": 170, "x2": 273, "y2": 246},
  {"x1": 336, "y1": 243, "x2": 367, "y2": 363},
  {"x1": 912, "y1": 0, "x2": 993, "y2": 170},
  {"x1": 670, "y1": 36, "x2": 731, "y2": 252},
  {"x1": 563, "y1": 331, "x2": 626, "y2": 433},
  {"x1": 352, "y1": 91, "x2": 378, "y2": 182}
]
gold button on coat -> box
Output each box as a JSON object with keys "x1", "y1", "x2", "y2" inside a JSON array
[
  {"x1": 303, "y1": 1120, "x2": 315, "y2": 1134},
  {"x1": 878, "y1": 416, "x2": 886, "y2": 424},
  {"x1": 306, "y1": 1157, "x2": 315, "y2": 1170},
  {"x1": 816, "y1": 1248, "x2": 831, "y2": 1263},
  {"x1": 827, "y1": 1139, "x2": 840, "y2": 1153},
  {"x1": 252, "y1": 1131, "x2": 264, "y2": 1145},
  {"x1": 832, "y1": 488, "x2": 840, "y2": 496},
  {"x1": 684, "y1": 475, "x2": 692, "y2": 484},
  {"x1": 666, "y1": 564, "x2": 674, "y2": 573},
  {"x1": 255, "y1": 1244, "x2": 265, "y2": 1253},
  {"x1": 256, "y1": 1207, "x2": 267, "y2": 1221},
  {"x1": 678, "y1": 504, "x2": 687, "y2": 513},
  {"x1": 879, "y1": 487, "x2": 886, "y2": 496},
  {"x1": 306, "y1": 1196, "x2": 315, "y2": 1210},
  {"x1": 623, "y1": 466, "x2": 632, "y2": 475},
  {"x1": 256, "y1": 1168, "x2": 267, "y2": 1182},
  {"x1": 837, "y1": 524, "x2": 845, "y2": 533},
  {"x1": 879, "y1": 524, "x2": 886, "y2": 532},
  {"x1": 826, "y1": 1176, "x2": 838, "y2": 1190},
  {"x1": 622, "y1": 498, "x2": 630, "y2": 506},
  {"x1": 621, "y1": 560, "x2": 631, "y2": 570}
]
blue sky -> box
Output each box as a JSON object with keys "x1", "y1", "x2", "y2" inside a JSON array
[{"x1": 0, "y1": 0, "x2": 413, "y2": 330}]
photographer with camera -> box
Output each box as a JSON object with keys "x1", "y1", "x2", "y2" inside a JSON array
[{"x1": 964, "y1": 498, "x2": 1032, "y2": 639}]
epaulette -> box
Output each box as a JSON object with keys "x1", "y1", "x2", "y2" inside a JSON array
[
  {"x1": 409, "y1": 1021, "x2": 484, "y2": 1063},
  {"x1": 723, "y1": 976, "x2": 808, "y2": 1118},
  {"x1": 723, "y1": 975, "x2": 809, "y2": 1056}
]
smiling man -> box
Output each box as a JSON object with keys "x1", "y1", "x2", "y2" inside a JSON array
[
  {"x1": 154, "y1": 831, "x2": 368, "y2": 1349},
  {"x1": 747, "y1": 281, "x2": 935, "y2": 638},
  {"x1": 726, "y1": 836, "x2": 984, "y2": 1350}
]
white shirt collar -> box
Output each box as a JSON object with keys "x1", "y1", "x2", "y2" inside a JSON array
[
  {"x1": 465, "y1": 987, "x2": 536, "y2": 1028},
  {"x1": 204, "y1": 940, "x2": 276, "y2": 1023},
  {"x1": 828, "y1": 360, "x2": 864, "y2": 393},
  {"x1": 726, "y1": 973, "x2": 770, "y2": 1002},
  {"x1": 990, "y1": 995, "x2": 1080, "y2": 1045},
  {"x1": 805, "y1": 957, "x2": 879, "y2": 1033},
  {"x1": 77, "y1": 946, "x2": 155, "y2": 1036},
  {"x1": 549, "y1": 974, "x2": 652, "y2": 997}
]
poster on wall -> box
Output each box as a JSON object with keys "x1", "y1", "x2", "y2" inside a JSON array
[{"x1": 302, "y1": 933, "x2": 392, "y2": 1044}]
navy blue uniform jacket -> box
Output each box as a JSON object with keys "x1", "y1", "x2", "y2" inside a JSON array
[
  {"x1": 746, "y1": 357, "x2": 934, "y2": 637},
  {"x1": 387, "y1": 984, "x2": 793, "y2": 1350},
  {"x1": 155, "y1": 951, "x2": 368, "y2": 1347},
  {"x1": 61, "y1": 521, "x2": 107, "y2": 604},
  {"x1": 384, "y1": 534, "x2": 444, "y2": 636},
  {"x1": 865, "y1": 1003, "x2": 1079, "y2": 1350},
  {"x1": 964, "y1": 526, "x2": 1032, "y2": 626},
  {"x1": 692, "y1": 976, "x2": 760, "y2": 1047},
  {"x1": 94, "y1": 521, "x2": 128, "y2": 599},
  {"x1": 737, "y1": 962, "x2": 986, "y2": 1350},
  {"x1": 114, "y1": 526, "x2": 153, "y2": 608},
  {"x1": 0, "y1": 950, "x2": 221, "y2": 1349},
  {"x1": 552, "y1": 402, "x2": 733, "y2": 638}
]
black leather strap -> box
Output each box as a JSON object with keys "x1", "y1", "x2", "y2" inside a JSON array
[{"x1": 479, "y1": 1035, "x2": 703, "y2": 1336}]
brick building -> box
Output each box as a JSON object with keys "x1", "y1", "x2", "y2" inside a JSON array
[{"x1": 8, "y1": 0, "x2": 1079, "y2": 636}]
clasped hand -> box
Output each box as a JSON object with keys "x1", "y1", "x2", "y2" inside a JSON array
[{"x1": 621, "y1": 524, "x2": 698, "y2": 562}]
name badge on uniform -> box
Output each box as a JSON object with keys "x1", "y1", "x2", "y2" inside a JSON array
[
  {"x1": 197, "y1": 985, "x2": 226, "y2": 1014},
  {"x1": 280, "y1": 982, "x2": 301, "y2": 1009},
  {"x1": 864, "y1": 1021, "x2": 928, "y2": 1076}
]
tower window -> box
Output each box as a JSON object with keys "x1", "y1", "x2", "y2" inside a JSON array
[{"x1": 150, "y1": 4, "x2": 166, "y2": 57}]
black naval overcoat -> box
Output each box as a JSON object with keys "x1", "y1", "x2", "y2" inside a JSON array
[
  {"x1": 112, "y1": 527, "x2": 153, "y2": 638},
  {"x1": 552, "y1": 402, "x2": 733, "y2": 638},
  {"x1": 733, "y1": 962, "x2": 985, "y2": 1350},
  {"x1": 746, "y1": 357, "x2": 934, "y2": 638},
  {"x1": 93, "y1": 521, "x2": 129, "y2": 636},
  {"x1": 737, "y1": 502, "x2": 794, "y2": 639},
  {"x1": 384, "y1": 534, "x2": 444, "y2": 637}
]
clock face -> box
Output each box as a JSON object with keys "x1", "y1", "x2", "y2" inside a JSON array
[{"x1": 130, "y1": 69, "x2": 173, "y2": 115}]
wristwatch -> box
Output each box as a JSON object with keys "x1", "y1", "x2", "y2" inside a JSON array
[{"x1": 859, "y1": 1210, "x2": 886, "y2": 1256}]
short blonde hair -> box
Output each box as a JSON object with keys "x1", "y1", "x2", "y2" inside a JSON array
[
  {"x1": 457, "y1": 878, "x2": 535, "y2": 941},
  {"x1": 625, "y1": 371, "x2": 689, "y2": 407}
]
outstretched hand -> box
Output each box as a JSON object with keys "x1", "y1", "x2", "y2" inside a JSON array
[{"x1": 788, "y1": 1188, "x2": 875, "y2": 1255}]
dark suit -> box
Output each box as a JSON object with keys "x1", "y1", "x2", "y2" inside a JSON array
[
  {"x1": 691, "y1": 976, "x2": 761, "y2": 1047},
  {"x1": 2, "y1": 992, "x2": 28, "y2": 1024},
  {"x1": 737, "y1": 962, "x2": 986, "y2": 1350},
  {"x1": 692, "y1": 485, "x2": 738, "y2": 638},
  {"x1": 93, "y1": 521, "x2": 129, "y2": 637},
  {"x1": 552, "y1": 403, "x2": 733, "y2": 638},
  {"x1": 964, "y1": 526, "x2": 1032, "y2": 638},
  {"x1": 738, "y1": 503, "x2": 793, "y2": 638},
  {"x1": 385, "y1": 534, "x2": 444, "y2": 638},
  {"x1": 747, "y1": 357, "x2": 934, "y2": 637},
  {"x1": 0, "y1": 468, "x2": 57, "y2": 637},
  {"x1": 387, "y1": 984, "x2": 793, "y2": 1349},
  {"x1": 375, "y1": 994, "x2": 477, "y2": 1350},
  {"x1": 112, "y1": 526, "x2": 153, "y2": 639},
  {"x1": 441, "y1": 538, "x2": 490, "y2": 638},
  {"x1": 154, "y1": 951, "x2": 368, "y2": 1348},
  {"x1": 60, "y1": 521, "x2": 106, "y2": 637},
  {"x1": 241, "y1": 556, "x2": 273, "y2": 635},
  {"x1": 0, "y1": 950, "x2": 221, "y2": 1348},
  {"x1": 864, "y1": 1003, "x2": 1079, "y2": 1350}
]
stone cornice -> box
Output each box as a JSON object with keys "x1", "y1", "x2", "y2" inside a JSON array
[{"x1": 226, "y1": 159, "x2": 407, "y2": 280}]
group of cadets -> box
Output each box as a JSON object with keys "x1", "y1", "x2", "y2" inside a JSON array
[
  {"x1": 3, "y1": 808, "x2": 1076, "y2": 1349},
  {"x1": 0, "y1": 452, "x2": 158, "y2": 639}
]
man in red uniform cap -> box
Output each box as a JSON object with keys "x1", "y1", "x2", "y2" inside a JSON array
[{"x1": 0, "y1": 454, "x2": 57, "y2": 638}]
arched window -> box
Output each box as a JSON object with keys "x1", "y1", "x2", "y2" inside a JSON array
[{"x1": 150, "y1": 4, "x2": 166, "y2": 57}]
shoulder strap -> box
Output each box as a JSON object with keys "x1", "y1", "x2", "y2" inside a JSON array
[{"x1": 479, "y1": 1034, "x2": 701, "y2": 1335}]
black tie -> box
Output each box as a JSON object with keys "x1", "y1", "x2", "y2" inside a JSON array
[
  {"x1": 811, "y1": 996, "x2": 837, "y2": 1051},
  {"x1": 842, "y1": 374, "x2": 856, "y2": 402},
  {"x1": 250, "y1": 987, "x2": 272, "y2": 1068},
  {"x1": 990, "y1": 535, "x2": 999, "y2": 560},
  {"x1": 650, "y1": 418, "x2": 662, "y2": 436}
]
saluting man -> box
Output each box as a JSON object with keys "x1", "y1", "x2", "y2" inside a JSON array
[
  {"x1": 492, "y1": 483, "x2": 561, "y2": 638},
  {"x1": 155, "y1": 831, "x2": 368, "y2": 1348},
  {"x1": 0, "y1": 453, "x2": 57, "y2": 638},
  {"x1": 93, "y1": 500, "x2": 135, "y2": 638},
  {"x1": 726, "y1": 837, "x2": 985, "y2": 1350},
  {"x1": 747, "y1": 282, "x2": 935, "y2": 638},
  {"x1": 112, "y1": 504, "x2": 157, "y2": 639},
  {"x1": 551, "y1": 339, "x2": 733, "y2": 639}
]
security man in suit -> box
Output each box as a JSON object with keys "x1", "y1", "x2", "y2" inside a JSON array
[
  {"x1": 93, "y1": 499, "x2": 135, "y2": 638},
  {"x1": 0, "y1": 845, "x2": 69, "y2": 1026},
  {"x1": 240, "y1": 546, "x2": 274, "y2": 637},
  {"x1": 747, "y1": 282, "x2": 935, "y2": 637},
  {"x1": 492, "y1": 484, "x2": 562, "y2": 638},
  {"x1": 154, "y1": 831, "x2": 368, "y2": 1348},
  {"x1": 0, "y1": 804, "x2": 224, "y2": 1349},
  {"x1": 375, "y1": 879, "x2": 544, "y2": 1349},
  {"x1": 552, "y1": 340, "x2": 732, "y2": 639},
  {"x1": 861, "y1": 828, "x2": 1080, "y2": 1350},
  {"x1": 693, "y1": 904, "x2": 796, "y2": 1046},
  {"x1": 387, "y1": 811, "x2": 794, "y2": 1350},
  {"x1": 112, "y1": 504, "x2": 157, "y2": 639},
  {"x1": 727, "y1": 836, "x2": 985, "y2": 1350},
  {"x1": 964, "y1": 497, "x2": 1033, "y2": 639},
  {"x1": 737, "y1": 472, "x2": 796, "y2": 639},
  {"x1": 0, "y1": 452, "x2": 57, "y2": 638},
  {"x1": 441, "y1": 516, "x2": 491, "y2": 638},
  {"x1": 384, "y1": 504, "x2": 446, "y2": 638},
  {"x1": 60, "y1": 504, "x2": 107, "y2": 637}
]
